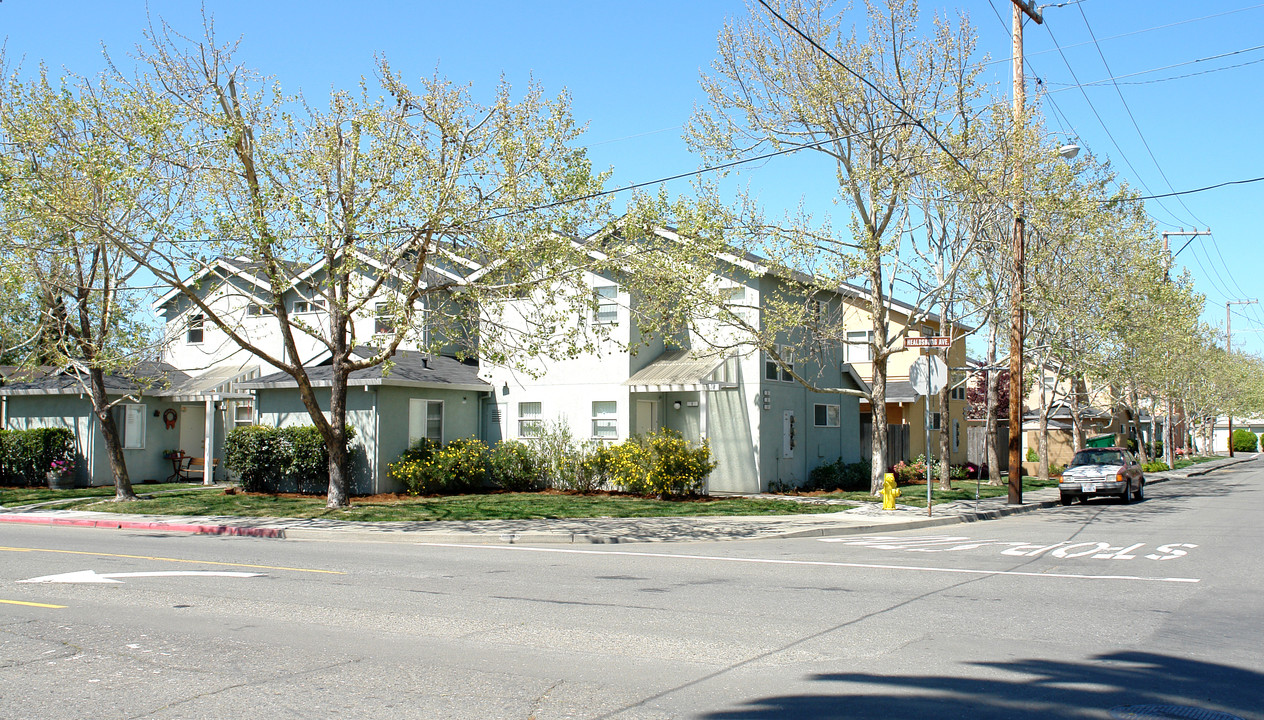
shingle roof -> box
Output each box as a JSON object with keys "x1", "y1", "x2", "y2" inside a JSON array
[
  {"x1": 238, "y1": 347, "x2": 490, "y2": 392},
  {"x1": 0, "y1": 362, "x2": 191, "y2": 397}
]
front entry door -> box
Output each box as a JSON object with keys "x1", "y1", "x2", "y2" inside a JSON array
[
  {"x1": 635, "y1": 400, "x2": 658, "y2": 436},
  {"x1": 179, "y1": 405, "x2": 206, "y2": 456}
]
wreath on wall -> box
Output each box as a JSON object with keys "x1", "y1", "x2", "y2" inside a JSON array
[{"x1": 163, "y1": 409, "x2": 178, "y2": 429}]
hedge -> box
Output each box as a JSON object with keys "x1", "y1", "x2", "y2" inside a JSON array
[
  {"x1": 0, "y1": 427, "x2": 76, "y2": 487},
  {"x1": 224, "y1": 425, "x2": 357, "y2": 493},
  {"x1": 1231, "y1": 428, "x2": 1258, "y2": 453}
]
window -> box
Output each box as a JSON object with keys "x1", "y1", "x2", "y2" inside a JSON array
[
  {"x1": 375, "y1": 302, "x2": 394, "y2": 335},
  {"x1": 246, "y1": 303, "x2": 264, "y2": 317},
  {"x1": 593, "y1": 285, "x2": 618, "y2": 324},
  {"x1": 293, "y1": 297, "x2": 326, "y2": 314},
  {"x1": 112, "y1": 404, "x2": 146, "y2": 449},
  {"x1": 518, "y1": 401, "x2": 543, "y2": 438},
  {"x1": 846, "y1": 331, "x2": 873, "y2": 362},
  {"x1": 931, "y1": 412, "x2": 942, "y2": 430},
  {"x1": 186, "y1": 314, "x2": 204, "y2": 344},
  {"x1": 951, "y1": 386, "x2": 966, "y2": 400},
  {"x1": 233, "y1": 402, "x2": 254, "y2": 427},
  {"x1": 814, "y1": 403, "x2": 840, "y2": 428},
  {"x1": 591, "y1": 401, "x2": 618, "y2": 439},
  {"x1": 765, "y1": 345, "x2": 794, "y2": 382},
  {"x1": 408, "y1": 399, "x2": 444, "y2": 445}
]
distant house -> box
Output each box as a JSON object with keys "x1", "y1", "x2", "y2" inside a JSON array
[{"x1": 0, "y1": 363, "x2": 251, "y2": 486}]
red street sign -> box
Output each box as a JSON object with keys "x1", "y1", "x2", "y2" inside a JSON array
[{"x1": 905, "y1": 336, "x2": 952, "y2": 348}]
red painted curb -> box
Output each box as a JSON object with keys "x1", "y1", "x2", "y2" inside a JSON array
[{"x1": 0, "y1": 514, "x2": 284, "y2": 538}]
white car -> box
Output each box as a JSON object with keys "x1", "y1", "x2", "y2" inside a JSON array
[{"x1": 1058, "y1": 447, "x2": 1145, "y2": 505}]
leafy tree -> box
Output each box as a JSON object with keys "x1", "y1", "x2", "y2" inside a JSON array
[
  {"x1": 685, "y1": 0, "x2": 992, "y2": 493},
  {"x1": 0, "y1": 68, "x2": 171, "y2": 500},
  {"x1": 112, "y1": 20, "x2": 613, "y2": 508}
]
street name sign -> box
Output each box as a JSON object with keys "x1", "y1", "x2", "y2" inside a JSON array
[{"x1": 904, "y1": 336, "x2": 952, "y2": 348}]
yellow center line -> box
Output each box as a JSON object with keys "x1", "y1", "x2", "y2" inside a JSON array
[
  {"x1": 0, "y1": 546, "x2": 343, "y2": 575},
  {"x1": 1, "y1": 599, "x2": 66, "y2": 609}
]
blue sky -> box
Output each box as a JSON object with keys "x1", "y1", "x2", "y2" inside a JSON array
[{"x1": 4, "y1": 0, "x2": 1262, "y2": 355}]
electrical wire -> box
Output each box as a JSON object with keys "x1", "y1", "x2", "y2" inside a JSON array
[
  {"x1": 1045, "y1": 43, "x2": 1264, "y2": 90},
  {"x1": 1076, "y1": 4, "x2": 1210, "y2": 230}
]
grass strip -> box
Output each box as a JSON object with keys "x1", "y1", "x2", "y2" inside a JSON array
[{"x1": 53, "y1": 490, "x2": 849, "y2": 522}]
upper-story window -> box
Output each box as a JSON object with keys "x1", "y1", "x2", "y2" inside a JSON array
[
  {"x1": 765, "y1": 345, "x2": 794, "y2": 382},
  {"x1": 246, "y1": 303, "x2": 265, "y2": 317},
  {"x1": 593, "y1": 285, "x2": 618, "y2": 324},
  {"x1": 293, "y1": 297, "x2": 326, "y2": 314},
  {"x1": 186, "y1": 314, "x2": 204, "y2": 344},
  {"x1": 845, "y1": 330, "x2": 873, "y2": 363},
  {"x1": 375, "y1": 302, "x2": 394, "y2": 335}
]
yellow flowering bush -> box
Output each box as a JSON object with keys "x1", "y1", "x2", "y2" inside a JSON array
[
  {"x1": 388, "y1": 438, "x2": 490, "y2": 495},
  {"x1": 609, "y1": 429, "x2": 715, "y2": 498}
]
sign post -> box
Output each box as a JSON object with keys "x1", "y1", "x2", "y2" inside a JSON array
[{"x1": 908, "y1": 338, "x2": 951, "y2": 516}]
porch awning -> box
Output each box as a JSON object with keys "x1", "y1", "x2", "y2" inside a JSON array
[
  {"x1": 625, "y1": 350, "x2": 729, "y2": 393},
  {"x1": 167, "y1": 363, "x2": 259, "y2": 402}
]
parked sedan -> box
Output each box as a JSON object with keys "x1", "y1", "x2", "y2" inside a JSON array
[{"x1": 1058, "y1": 447, "x2": 1145, "y2": 505}]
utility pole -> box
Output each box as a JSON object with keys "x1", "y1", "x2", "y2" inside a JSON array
[
  {"x1": 1008, "y1": 0, "x2": 1042, "y2": 505},
  {"x1": 1160, "y1": 229, "x2": 1210, "y2": 467},
  {"x1": 1225, "y1": 299, "x2": 1258, "y2": 456}
]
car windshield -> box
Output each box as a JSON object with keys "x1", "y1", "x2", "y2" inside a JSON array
[{"x1": 1070, "y1": 450, "x2": 1124, "y2": 467}]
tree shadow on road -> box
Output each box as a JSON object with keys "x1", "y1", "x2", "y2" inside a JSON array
[{"x1": 698, "y1": 651, "x2": 1259, "y2": 720}]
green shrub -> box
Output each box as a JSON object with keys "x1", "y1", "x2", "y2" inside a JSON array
[
  {"x1": 808, "y1": 458, "x2": 871, "y2": 492},
  {"x1": 224, "y1": 425, "x2": 356, "y2": 493},
  {"x1": 389, "y1": 437, "x2": 490, "y2": 495},
  {"x1": 488, "y1": 440, "x2": 543, "y2": 491},
  {"x1": 609, "y1": 429, "x2": 715, "y2": 497},
  {"x1": 1231, "y1": 429, "x2": 1258, "y2": 453},
  {"x1": 0, "y1": 427, "x2": 75, "y2": 487},
  {"x1": 1025, "y1": 447, "x2": 1039, "y2": 463},
  {"x1": 1047, "y1": 463, "x2": 1066, "y2": 477},
  {"x1": 1142, "y1": 461, "x2": 1170, "y2": 473}
]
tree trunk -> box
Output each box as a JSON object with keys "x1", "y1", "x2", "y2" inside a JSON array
[
  {"x1": 1129, "y1": 385, "x2": 1149, "y2": 463},
  {"x1": 1070, "y1": 375, "x2": 1087, "y2": 451},
  {"x1": 868, "y1": 266, "x2": 890, "y2": 496},
  {"x1": 88, "y1": 368, "x2": 138, "y2": 501},
  {"x1": 984, "y1": 326, "x2": 1001, "y2": 486}
]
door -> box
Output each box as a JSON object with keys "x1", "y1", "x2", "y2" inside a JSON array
[
  {"x1": 635, "y1": 400, "x2": 658, "y2": 436},
  {"x1": 179, "y1": 405, "x2": 205, "y2": 456}
]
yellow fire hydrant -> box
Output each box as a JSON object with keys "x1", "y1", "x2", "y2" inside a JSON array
[{"x1": 881, "y1": 472, "x2": 901, "y2": 510}]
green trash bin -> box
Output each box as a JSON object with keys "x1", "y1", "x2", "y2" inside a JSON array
[{"x1": 1086, "y1": 434, "x2": 1115, "y2": 448}]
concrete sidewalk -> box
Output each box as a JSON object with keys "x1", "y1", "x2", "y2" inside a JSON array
[{"x1": 0, "y1": 454, "x2": 1254, "y2": 545}]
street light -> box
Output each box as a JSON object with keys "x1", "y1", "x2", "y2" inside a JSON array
[{"x1": 1058, "y1": 142, "x2": 1080, "y2": 160}]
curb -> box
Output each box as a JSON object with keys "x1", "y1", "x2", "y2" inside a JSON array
[{"x1": 0, "y1": 513, "x2": 285, "y2": 538}]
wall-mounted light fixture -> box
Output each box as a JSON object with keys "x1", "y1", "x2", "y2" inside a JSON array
[{"x1": 673, "y1": 401, "x2": 682, "y2": 410}]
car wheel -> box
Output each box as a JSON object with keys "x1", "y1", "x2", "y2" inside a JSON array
[
  {"x1": 1134, "y1": 481, "x2": 1144, "y2": 502},
  {"x1": 1060, "y1": 493, "x2": 1074, "y2": 506},
  {"x1": 1119, "y1": 483, "x2": 1132, "y2": 504}
]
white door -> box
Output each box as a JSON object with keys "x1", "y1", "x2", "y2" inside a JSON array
[
  {"x1": 179, "y1": 405, "x2": 205, "y2": 456},
  {"x1": 635, "y1": 400, "x2": 658, "y2": 436},
  {"x1": 782, "y1": 410, "x2": 796, "y2": 458}
]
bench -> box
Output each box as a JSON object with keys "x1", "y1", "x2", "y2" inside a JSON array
[{"x1": 187, "y1": 456, "x2": 219, "y2": 482}]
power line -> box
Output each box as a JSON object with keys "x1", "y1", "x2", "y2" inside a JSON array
[
  {"x1": 1076, "y1": 4, "x2": 1209, "y2": 229},
  {"x1": 1045, "y1": 43, "x2": 1264, "y2": 90},
  {"x1": 1042, "y1": 20, "x2": 1186, "y2": 228}
]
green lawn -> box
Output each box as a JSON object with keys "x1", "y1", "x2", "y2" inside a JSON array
[
  {"x1": 0, "y1": 482, "x2": 210, "y2": 508},
  {"x1": 48, "y1": 489, "x2": 850, "y2": 522},
  {"x1": 814, "y1": 476, "x2": 1064, "y2": 508}
]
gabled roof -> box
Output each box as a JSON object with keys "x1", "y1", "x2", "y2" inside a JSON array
[
  {"x1": 152, "y1": 256, "x2": 306, "y2": 311},
  {"x1": 238, "y1": 347, "x2": 490, "y2": 393},
  {"x1": 0, "y1": 362, "x2": 191, "y2": 397}
]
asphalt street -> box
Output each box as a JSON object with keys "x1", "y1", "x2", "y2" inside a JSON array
[{"x1": 1, "y1": 460, "x2": 1260, "y2": 719}]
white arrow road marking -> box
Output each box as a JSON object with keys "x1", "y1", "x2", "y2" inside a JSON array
[{"x1": 17, "y1": 570, "x2": 264, "y2": 584}]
